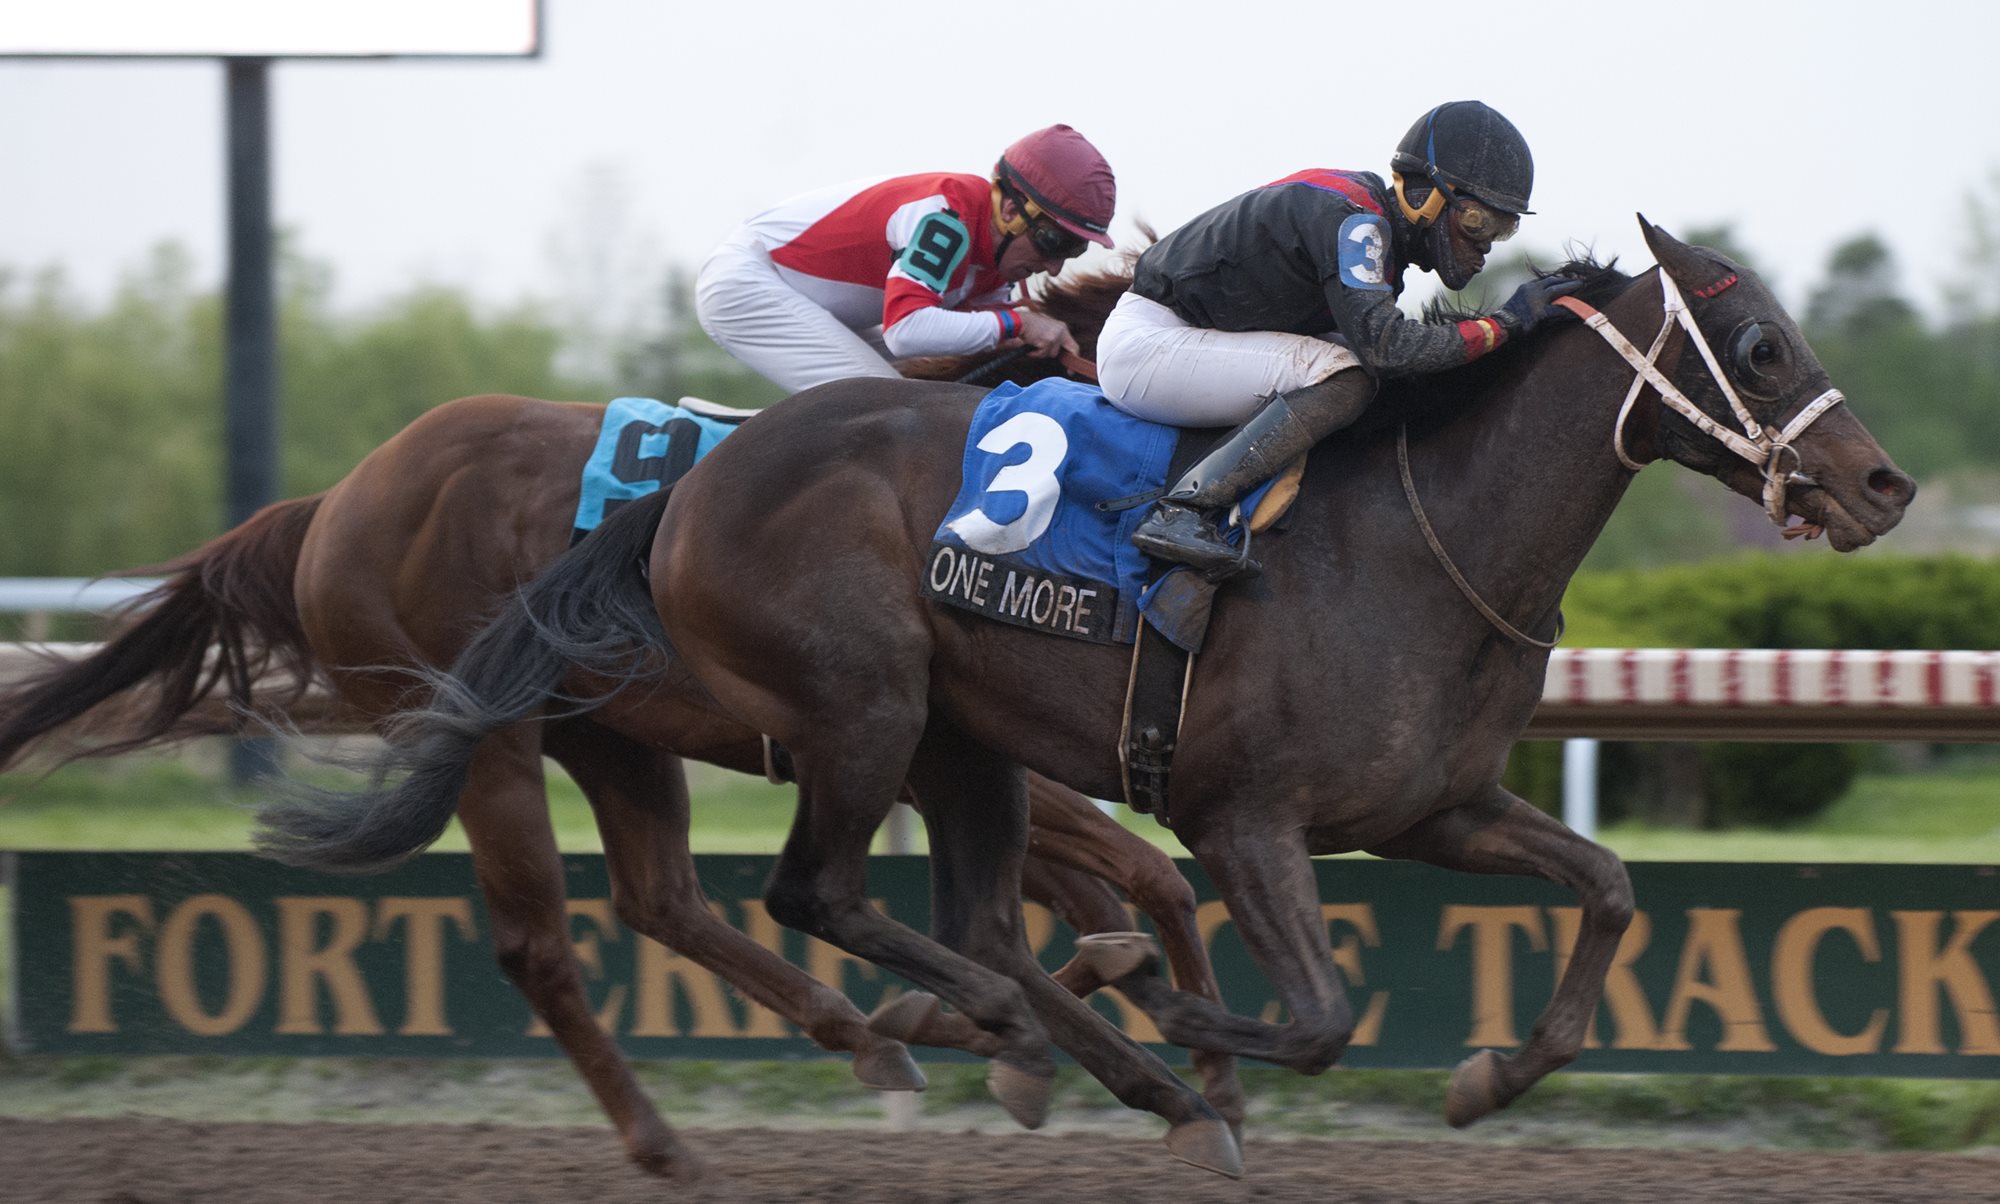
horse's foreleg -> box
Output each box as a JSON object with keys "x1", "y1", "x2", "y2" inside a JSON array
[
  {"x1": 544, "y1": 720, "x2": 924, "y2": 1093},
  {"x1": 453, "y1": 725, "x2": 694, "y2": 1179},
  {"x1": 1369, "y1": 786, "x2": 1633, "y2": 1127},
  {"x1": 908, "y1": 726, "x2": 1240, "y2": 1178},
  {"x1": 1020, "y1": 776, "x2": 1246, "y2": 1133},
  {"x1": 1018, "y1": 855, "x2": 1133, "y2": 995}
]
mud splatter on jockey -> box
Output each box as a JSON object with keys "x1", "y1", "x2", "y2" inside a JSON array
[{"x1": 1097, "y1": 101, "x2": 1580, "y2": 579}]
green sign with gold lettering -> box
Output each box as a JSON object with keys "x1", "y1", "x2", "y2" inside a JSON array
[{"x1": 7, "y1": 852, "x2": 1998, "y2": 1076}]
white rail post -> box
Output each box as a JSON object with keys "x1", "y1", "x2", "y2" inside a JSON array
[
  {"x1": 1562, "y1": 737, "x2": 1600, "y2": 841},
  {"x1": 881, "y1": 802, "x2": 921, "y2": 1130}
]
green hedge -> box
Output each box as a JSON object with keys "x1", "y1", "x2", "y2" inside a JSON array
[
  {"x1": 1563, "y1": 553, "x2": 2000, "y2": 650},
  {"x1": 1509, "y1": 553, "x2": 1995, "y2": 827}
]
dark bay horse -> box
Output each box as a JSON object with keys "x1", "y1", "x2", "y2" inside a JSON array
[
  {"x1": 0, "y1": 267, "x2": 1247, "y2": 1175},
  {"x1": 265, "y1": 220, "x2": 1913, "y2": 1174}
]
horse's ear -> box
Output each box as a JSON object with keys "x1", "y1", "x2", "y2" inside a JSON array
[{"x1": 1638, "y1": 214, "x2": 1737, "y2": 296}]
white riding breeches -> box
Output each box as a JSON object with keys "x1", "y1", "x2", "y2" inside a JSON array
[
  {"x1": 1096, "y1": 292, "x2": 1360, "y2": 426},
  {"x1": 695, "y1": 234, "x2": 902, "y2": 394}
]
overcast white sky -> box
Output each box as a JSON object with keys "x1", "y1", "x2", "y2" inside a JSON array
[{"x1": 4, "y1": 0, "x2": 1995, "y2": 324}]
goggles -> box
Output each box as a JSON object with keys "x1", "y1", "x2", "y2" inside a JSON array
[
  {"x1": 1027, "y1": 216, "x2": 1089, "y2": 260},
  {"x1": 1450, "y1": 195, "x2": 1519, "y2": 244}
]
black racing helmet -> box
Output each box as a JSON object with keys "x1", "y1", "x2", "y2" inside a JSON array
[{"x1": 1390, "y1": 101, "x2": 1534, "y2": 215}]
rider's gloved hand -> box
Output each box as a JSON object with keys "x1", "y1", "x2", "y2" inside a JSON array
[{"x1": 1495, "y1": 276, "x2": 1585, "y2": 337}]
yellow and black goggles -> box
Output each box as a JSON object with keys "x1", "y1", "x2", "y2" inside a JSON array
[{"x1": 1451, "y1": 195, "x2": 1520, "y2": 243}]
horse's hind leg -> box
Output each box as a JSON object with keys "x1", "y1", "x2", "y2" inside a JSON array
[
  {"x1": 452, "y1": 724, "x2": 694, "y2": 1178},
  {"x1": 761, "y1": 721, "x2": 1059, "y2": 1127},
  {"x1": 1018, "y1": 776, "x2": 1245, "y2": 1133},
  {"x1": 907, "y1": 724, "x2": 1240, "y2": 1178},
  {"x1": 1369, "y1": 785, "x2": 1634, "y2": 1127},
  {"x1": 542, "y1": 719, "x2": 924, "y2": 1091}
]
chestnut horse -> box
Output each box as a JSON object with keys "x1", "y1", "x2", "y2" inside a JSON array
[
  {"x1": 265, "y1": 221, "x2": 1915, "y2": 1177},
  {"x1": 0, "y1": 267, "x2": 1244, "y2": 1176}
]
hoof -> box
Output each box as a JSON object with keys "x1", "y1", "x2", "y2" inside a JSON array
[
  {"x1": 1073, "y1": 931, "x2": 1160, "y2": 981},
  {"x1": 872, "y1": 984, "x2": 1000, "y2": 1048},
  {"x1": 627, "y1": 1127, "x2": 702, "y2": 1181},
  {"x1": 1445, "y1": 1048, "x2": 1508, "y2": 1128},
  {"x1": 868, "y1": 990, "x2": 942, "y2": 1042},
  {"x1": 851, "y1": 1041, "x2": 927, "y2": 1092},
  {"x1": 986, "y1": 1056, "x2": 1054, "y2": 1130},
  {"x1": 867, "y1": 990, "x2": 999, "y2": 1056},
  {"x1": 1165, "y1": 1117, "x2": 1243, "y2": 1179}
]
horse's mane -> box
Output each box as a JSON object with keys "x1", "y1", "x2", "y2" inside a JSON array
[
  {"x1": 1372, "y1": 253, "x2": 1635, "y2": 429},
  {"x1": 1419, "y1": 252, "x2": 1630, "y2": 325}
]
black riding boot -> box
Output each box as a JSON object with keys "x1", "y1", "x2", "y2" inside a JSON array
[{"x1": 1132, "y1": 370, "x2": 1375, "y2": 579}]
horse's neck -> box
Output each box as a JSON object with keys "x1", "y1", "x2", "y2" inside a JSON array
[{"x1": 1359, "y1": 272, "x2": 1666, "y2": 642}]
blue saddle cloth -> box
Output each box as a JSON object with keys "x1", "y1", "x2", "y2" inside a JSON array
[
  {"x1": 926, "y1": 378, "x2": 1182, "y2": 645},
  {"x1": 571, "y1": 397, "x2": 748, "y2": 543}
]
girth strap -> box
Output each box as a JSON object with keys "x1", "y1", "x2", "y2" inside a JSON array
[{"x1": 1119, "y1": 617, "x2": 1195, "y2": 825}]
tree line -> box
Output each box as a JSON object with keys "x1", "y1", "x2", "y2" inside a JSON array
[
  {"x1": 4, "y1": 190, "x2": 1997, "y2": 579},
  {"x1": 0, "y1": 243, "x2": 775, "y2": 577},
  {"x1": 6, "y1": 207, "x2": 1999, "y2": 829}
]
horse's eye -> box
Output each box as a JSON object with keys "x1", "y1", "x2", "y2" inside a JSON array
[{"x1": 1728, "y1": 320, "x2": 1787, "y2": 398}]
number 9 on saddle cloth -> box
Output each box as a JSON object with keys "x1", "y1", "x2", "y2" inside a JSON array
[{"x1": 571, "y1": 397, "x2": 755, "y2": 545}]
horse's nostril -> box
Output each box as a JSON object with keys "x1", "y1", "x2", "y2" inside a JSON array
[{"x1": 1869, "y1": 468, "x2": 1916, "y2": 505}]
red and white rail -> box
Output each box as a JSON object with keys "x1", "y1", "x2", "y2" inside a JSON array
[
  {"x1": 5, "y1": 644, "x2": 2000, "y2": 743},
  {"x1": 1529, "y1": 648, "x2": 2000, "y2": 742}
]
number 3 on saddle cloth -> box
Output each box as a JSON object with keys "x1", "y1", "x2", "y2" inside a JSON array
[
  {"x1": 571, "y1": 397, "x2": 755, "y2": 545},
  {"x1": 926, "y1": 378, "x2": 1304, "y2": 819},
  {"x1": 925, "y1": 378, "x2": 1302, "y2": 651}
]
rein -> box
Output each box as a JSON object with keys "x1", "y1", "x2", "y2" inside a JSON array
[
  {"x1": 953, "y1": 346, "x2": 1030, "y2": 384},
  {"x1": 951, "y1": 346, "x2": 1100, "y2": 386},
  {"x1": 1553, "y1": 272, "x2": 1842, "y2": 535},
  {"x1": 1396, "y1": 425, "x2": 1562, "y2": 649}
]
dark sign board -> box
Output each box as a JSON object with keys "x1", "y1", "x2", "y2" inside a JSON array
[{"x1": 8, "y1": 852, "x2": 1999, "y2": 1077}]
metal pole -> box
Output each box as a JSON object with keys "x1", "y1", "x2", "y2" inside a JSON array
[
  {"x1": 881, "y1": 800, "x2": 920, "y2": 1130},
  {"x1": 224, "y1": 57, "x2": 279, "y2": 784},
  {"x1": 883, "y1": 803, "x2": 916, "y2": 854},
  {"x1": 1562, "y1": 737, "x2": 1599, "y2": 841}
]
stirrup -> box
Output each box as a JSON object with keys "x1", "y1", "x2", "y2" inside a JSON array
[
  {"x1": 1132, "y1": 503, "x2": 1260, "y2": 582},
  {"x1": 1203, "y1": 507, "x2": 1258, "y2": 582}
]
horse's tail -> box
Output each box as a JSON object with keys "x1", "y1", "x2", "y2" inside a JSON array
[
  {"x1": 0, "y1": 495, "x2": 326, "y2": 771},
  {"x1": 253, "y1": 487, "x2": 674, "y2": 874}
]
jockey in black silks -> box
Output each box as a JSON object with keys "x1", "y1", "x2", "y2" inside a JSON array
[{"x1": 1095, "y1": 100, "x2": 1581, "y2": 580}]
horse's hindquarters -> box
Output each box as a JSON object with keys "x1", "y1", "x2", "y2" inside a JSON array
[{"x1": 650, "y1": 381, "x2": 974, "y2": 755}]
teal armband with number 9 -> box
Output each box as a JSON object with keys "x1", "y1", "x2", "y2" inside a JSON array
[{"x1": 896, "y1": 211, "x2": 971, "y2": 293}]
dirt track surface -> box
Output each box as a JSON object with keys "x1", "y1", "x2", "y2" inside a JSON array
[{"x1": 4, "y1": 1119, "x2": 1999, "y2": 1203}]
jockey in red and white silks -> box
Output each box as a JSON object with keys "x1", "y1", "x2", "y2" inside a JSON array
[{"x1": 697, "y1": 125, "x2": 1116, "y2": 394}]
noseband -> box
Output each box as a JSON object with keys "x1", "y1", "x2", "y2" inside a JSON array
[{"x1": 1554, "y1": 271, "x2": 1844, "y2": 532}]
